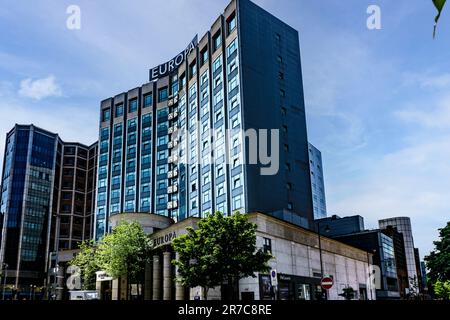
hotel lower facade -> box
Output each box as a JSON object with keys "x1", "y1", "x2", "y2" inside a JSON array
[{"x1": 97, "y1": 212, "x2": 375, "y2": 301}]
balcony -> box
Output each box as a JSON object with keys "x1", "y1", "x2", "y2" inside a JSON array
[
  {"x1": 167, "y1": 200, "x2": 178, "y2": 209},
  {"x1": 168, "y1": 111, "x2": 179, "y2": 121},
  {"x1": 167, "y1": 169, "x2": 178, "y2": 179},
  {"x1": 167, "y1": 185, "x2": 179, "y2": 194},
  {"x1": 168, "y1": 155, "x2": 179, "y2": 164},
  {"x1": 168, "y1": 95, "x2": 179, "y2": 107},
  {"x1": 168, "y1": 140, "x2": 179, "y2": 149}
]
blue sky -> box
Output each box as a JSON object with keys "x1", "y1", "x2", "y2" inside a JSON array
[{"x1": 0, "y1": 0, "x2": 449, "y2": 259}]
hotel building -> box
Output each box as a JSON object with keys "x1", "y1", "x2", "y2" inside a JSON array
[{"x1": 95, "y1": 0, "x2": 314, "y2": 238}]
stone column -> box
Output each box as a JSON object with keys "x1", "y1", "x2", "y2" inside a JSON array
[
  {"x1": 163, "y1": 251, "x2": 172, "y2": 300},
  {"x1": 144, "y1": 260, "x2": 152, "y2": 300},
  {"x1": 175, "y1": 252, "x2": 185, "y2": 300},
  {"x1": 112, "y1": 279, "x2": 120, "y2": 300},
  {"x1": 152, "y1": 254, "x2": 161, "y2": 300},
  {"x1": 96, "y1": 279, "x2": 102, "y2": 300}
]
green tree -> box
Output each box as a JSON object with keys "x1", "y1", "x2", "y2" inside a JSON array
[
  {"x1": 69, "y1": 240, "x2": 100, "y2": 290},
  {"x1": 339, "y1": 287, "x2": 356, "y2": 300},
  {"x1": 424, "y1": 222, "x2": 450, "y2": 285},
  {"x1": 434, "y1": 280, "x2": 450, "y2": 300},
  {"x1": 172, "y1": 212, "x2": 272, "y2": 300},
  {"x1": 96, "y1": 221, "x2": 152, "y2": 299},
  {"x1": 434, "y1": 0, "x2": 447, "y2": 37}
]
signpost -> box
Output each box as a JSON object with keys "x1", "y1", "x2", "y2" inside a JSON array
[{"x1": 321, "y1": 276, "x2": 334, "y2": 290}]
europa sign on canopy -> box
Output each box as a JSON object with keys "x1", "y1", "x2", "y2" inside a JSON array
[{"x1": 149, "y1": 35, "x2": 198, "y2": 82}]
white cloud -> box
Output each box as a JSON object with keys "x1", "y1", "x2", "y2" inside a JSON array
[
  {"x1": 395, "y1": 95, "x2": 450, "y2": 129},
  {"x1": 18, "y1": 75, "x2": 62, "y2": 100}
]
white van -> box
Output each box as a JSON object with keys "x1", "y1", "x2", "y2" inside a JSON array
[{"x1": 69, "y1": 290, "x2": 99, "y2": 300}]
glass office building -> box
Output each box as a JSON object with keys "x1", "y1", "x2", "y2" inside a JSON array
[
  {"x1": 379, "y1": 217, "x2": 419, "y2": 289},
  {"x1": 308, "y1": 143, "x2": 327, "y2": 219},
  {"x1": 0, "y1": 125, "x2": 97, "y2": 291},
  {"x1": 95, "y1": 0, "x2": 314, "y2": 239}
]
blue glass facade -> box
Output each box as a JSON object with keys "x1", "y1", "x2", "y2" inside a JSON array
[{"x1": 0, "y1": 126, "x2": 56, "y2": 287}]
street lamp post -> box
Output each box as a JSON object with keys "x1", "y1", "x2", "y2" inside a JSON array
[
  {"x1": 2, "y1": 263, "x2": 8, "y2": 300},
  {"x1": 316, "y1": 219, "x2": 333, "y2": 300}
]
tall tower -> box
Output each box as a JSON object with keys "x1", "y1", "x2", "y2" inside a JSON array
[{"x1": 94, "y1": 0, "x2": 314, "y2": 239}]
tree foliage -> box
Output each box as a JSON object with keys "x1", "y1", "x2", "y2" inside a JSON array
[
  {"x1": 434, "y1": 280, "x2": 450, "y2": 300},
  {"x1": 172, "y1": 212, "x2": 272, "y2": 300},
  {"x1": 69, "y1": 240, "x2": 99, "y2": 290},
  {"x1": 339, "y1": 287, "x2": 356, "y2": 300},
  {"x1": 69, "y1": 221, "x2": 152, "y2": 293},
  {"x1": 96, "y1": 221, "x2": 152, "y2": 283},
  {"x1": 434, "y1": 0, "x2": 447, "y2": 37},
  {"x1": 424, "y1": 221, "x2": 450, "y2": 285}
]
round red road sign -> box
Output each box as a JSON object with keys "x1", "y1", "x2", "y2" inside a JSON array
[{"x1": 321, "y1": 277, "x2": 333, "y2": 290}]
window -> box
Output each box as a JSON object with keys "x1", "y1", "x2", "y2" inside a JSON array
[
  {"x1": 227, "y1": 14, "x2": 236, "y2": 34},
  {"x1": 229, "y1": 77, "x2": 238, "y2": 91},
  {"x1": 284, "y1": 144, "x2": 289, "y2": 152},
  {"x1": 203, "y1": 192, "x2": 210, "y2": 203},
  {"x1": 214, "y1": 76, "x2": 222, "y2": 89},
  {"x1": 157, "y1": 165, "x2": 167, "y2": 175},
  {"x1": 129, "y1": 99, "x2": 138, "y2": 113},
  {"x1": 157, "y1": 150, "x2": 168, "y2": 160},
  {"x1": 217, "y1": 166, "x2": 224, "y2": 177},
  {"x1": 157, "y1": 195, "x2": 166, "y2": 205},
  {"x1": 232, "y1": 195, "x2": 242, "y2": 210},
  {"x1": 191, "y1": 200, "x2": 198, "y2": 209},
  {"x1": 215, "y1": 110, "x2": 223, "y2": 122},
  {"x1": 102, "y1": 108, "x2": 110, "y2": 122},
  {"x1": 126, "y1": 186, "x2": 135, "y2": 196},
  {"x1": 263, "y1": 238, "x2": 272, "y2": 253},
  {"x1": 287, "y1": 202, "x2": 293, "y2": 210},
  {"x1": 232, "y1": 137, "x2": 239, "y2": 148},
  {"x1": 280, "y1": 89, "x2": 286, "y2": 97},
  {"x1": 233, "y1": 176, "x2": 241, "y2": 189},
  {"x1": 201, "y1": 72, "x2": 208, "y2": 86},
  {"x1": 191, "y1": 183, "x2": 197, "y2": 192},
  {"x1": 276, "y1": 33, "x2": 281, "y2": 41},
  {"x1": 128, "y1": 118, "x2": 137, "y2": 130},
  {"x1": 278, "y1": 72, "x2": 284, "y2": 80},
  {"x1": 144, "y1": 94, "x2": 153, "y2": 108},
  {"x1": 203, "y1": 174, "x2": 210, "y2": 184},
  {"x1": 158, "y1": 87, "x2": 168, "y2": 102},
  {"x1": 158, "y1": 180, "x2": 167, "y2": 190},
  {"x1": 142, "y1": 184, "x2": 150, "y2": 193},
  {"x1": 285, "y1": 163, "x2": 291, "y2": 172},
  {"x1": 115, "y1": 104, "x2": 124, "y2": 117},
  {"x1": 171, "y1": 75, "x2": 179, "y2": 95},
  {"x1": 201, "y1": 48, "x2": 208, "y2": 66},
  {"x1": 227, "y1": 40, "x2": 237, "y2": 58},
  {"x1": 231, "y1": 114, "x2": 240, "y2": 128},
  {"x1": 232, "y1": 157, "x2": 239, "y2": 168},
  {"x1": 179, "y1": 74, "x2": 186, "y2": 90},
  {"x1": 287, "y1": 183, "x2": 292, "y2": 190},
  {"x1": 157, "y1": 136, "x2": 168, "y2": 146},
  {"x1": 213, "y1": 32, "x2": 221, "y2": 50},
  {"x1": 282, "y1": 125, "x2": 288, "y2": 133},
  {"x1": 277, "y1": 55, "x2": 283, "y2": 64},
  {"x1": 281, "y1": 107, "x2": 287, "y2": 116},
  {"x1": 214, "y1": 91, "x2": 223, "y2": 105},
  {"x1": 213, "y1": 57, "x2": 222, "y2": 73},
  {"x1": 190, "y1": 62, "x2": 197, "y2": 78},
  {"x1": 217, "y1": 183, "x2": 225, "y2": 196},
  {"x1": 230, "y1": 97, "x2": 238, "y2": 110}
]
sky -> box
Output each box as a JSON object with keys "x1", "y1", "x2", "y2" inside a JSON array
[{"x1": 0, "y1": 0, "x2": 449, "y2": 259}]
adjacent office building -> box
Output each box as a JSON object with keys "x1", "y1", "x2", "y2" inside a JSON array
[
  {"x1": 379, "y1": 217, "x2": 419, "y2": 290},
  {"x1": 0, "y1": 124, "x2": 97, "y2": 292},
  {"x1": 315, "y1": 215, "x2": 410, "y2": 299},
  {"x1": 95, "y1": 0, "x2": 314, "y2": 239},
  {"x1": 308, "y1": 143, "x2": 327, "y2": 219}
]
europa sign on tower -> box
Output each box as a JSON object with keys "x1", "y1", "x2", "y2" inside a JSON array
[{"x1": 149, "y1": 36, "x2": 198, "y2": 82}]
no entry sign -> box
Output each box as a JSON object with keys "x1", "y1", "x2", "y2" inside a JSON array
[{"x1": 321, "y1": 277, "x2": 333, "y2": 290}]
